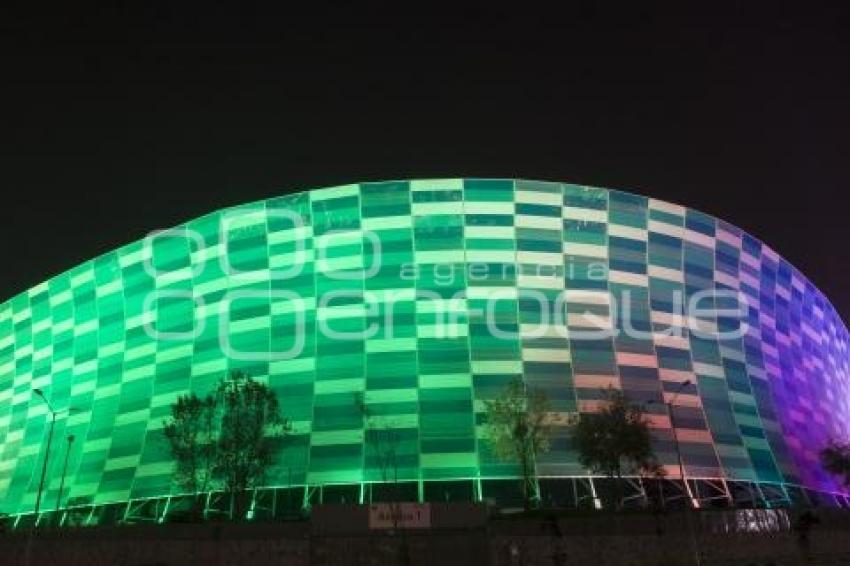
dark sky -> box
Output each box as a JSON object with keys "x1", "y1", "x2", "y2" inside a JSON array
[{"x1": 1, "y1": 5, "x2": 848, "y2": 321}]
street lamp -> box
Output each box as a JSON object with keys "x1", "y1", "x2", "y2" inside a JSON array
[
  {"x1": 31, "y1": 389, "x2": 75, "y2": 523},
  {"x1": 54, "y1": 434, "x2": 76, "y2": 525},
  {"x1": 650, "y1": 379, "x2": 701, "y2": 566},
  {"x1": 32, "y1": 388, "x2": 57, "y2": 524},
  {"x1": 665, "y1": 380, "x2": 691, "y2": 501},
  {"x1": 26, "y1": 389, "x2": 75, "y2": 566},
  {"x1": 649, "y1": 380, "x2": 692, "y2": 500}
]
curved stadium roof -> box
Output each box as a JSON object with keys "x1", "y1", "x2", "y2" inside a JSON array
[{"x1": 1, "y1": 178, "x2": 848, "y2": 518}]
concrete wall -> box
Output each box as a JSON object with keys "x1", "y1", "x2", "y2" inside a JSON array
[{"x1": 4, "y1": 506, "x2": 850, "y2": 565}]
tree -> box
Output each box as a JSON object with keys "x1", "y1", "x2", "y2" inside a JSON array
[
  {"x1": 163, "y1": 393, "x2": 217, "y2": 501},
  {"x1": 162, "y1": 370, "x2": 290, "y2": 522},
  {"x1": 820, "y1": 440, "x2": 850, "y2": 486},
  {"x1": 215, "y1": 370, "x2": 290, "y2": 520},
  {"x1": 355, "y1": 392, "x2": 412, "y2": 565},
  {"x1": 485, "y1": 377, "x2": 553, "y2": 510},
  {"x1": 355, "y1": 393, "x2": 402, "y2": 490},
  {"x1": 571, "y1": 388, "x2": 657, "y2": 510}
]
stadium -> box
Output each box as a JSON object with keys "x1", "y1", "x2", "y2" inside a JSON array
[{"x1": 1, "y1": 178, "x2": 848, "y2": 525}]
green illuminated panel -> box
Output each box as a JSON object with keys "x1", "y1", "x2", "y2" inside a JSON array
[{"x1": 0, "y1": 178, "x2": 849, "y2": 516}]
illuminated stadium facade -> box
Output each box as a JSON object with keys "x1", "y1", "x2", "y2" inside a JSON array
[{"x1": 1, "y1": 178, "x2": 849, "y2": 524}]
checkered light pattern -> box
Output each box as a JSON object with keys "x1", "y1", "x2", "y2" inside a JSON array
[{"x1": 0, "y1": 179, "x2": 848, "y2": 515}]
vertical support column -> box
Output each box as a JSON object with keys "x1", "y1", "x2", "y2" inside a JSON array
[
  {"x1": 159, "y1": 495, "x2": 171, "y2": 523},
  {"x1": 778, "y1": 483, "x2": 792, "y2": 507},
  {"x1": 637, "y1": 477, "x2": 649, "y2": 507},
  {"x1": 85, "y1": 504, "x2": 96, "y2": 526},
  {"x1": 588, "y1": 476, "x2": 602, "y2": 509},
  {"x1": 301, "y1": 485, "x2": 314, "y2": 509},
  {"x1": 720, "y1": 478, "x2": 733, "y2": 507},
  {"x1": 683, "y1": 478, "x2": 699, "y2": 509},
  {"x1": 204, "y1": 491, "x2": 212, "y2": 518},
  {"x1": 249, "y1": 488, "x2": 258, "y2": 518}
]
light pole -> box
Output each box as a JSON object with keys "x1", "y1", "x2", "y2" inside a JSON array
[
  {"x1": 54, "y1": 434, "x2": 75, "y2": 525},
  {"x1": 651, "y1": 379, "x2": 700, "y2": 566},
  {"x1": 24, "y1": 389, "x2": 75, "y2": 566},
  {"x1": 649, "y1": 379, "x2": 692, "y2": 502},
  {"x1": 32, "y1": 388, "x2": 59, "y2": 523},
  {"x1": 666, "y1": 380, "x2": 691, "y2": 502}
]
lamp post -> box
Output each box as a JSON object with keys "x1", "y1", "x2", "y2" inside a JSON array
[
  {"x1": 24, "y1": 389, "x2": 75, "y2": 566},
  {"x1": 32, "y1": 388, "x2": 58, "y2": 523},
  {"x1": 666, "y1": 380, "x2": 691, "y2": 502},
  {"x1": 651, "y1": 379, "x2": 700, "y2": 566},
  {"x1": 649, "y1": 379, "x2": 692, "y2": 501},
  {"x1": 54, "y1": 434, "x2": 76, "y2": 525}
]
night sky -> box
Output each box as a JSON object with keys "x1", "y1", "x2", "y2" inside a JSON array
[{"x1": 2, "y1": 5, "x2": 848, "y2": 321}]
